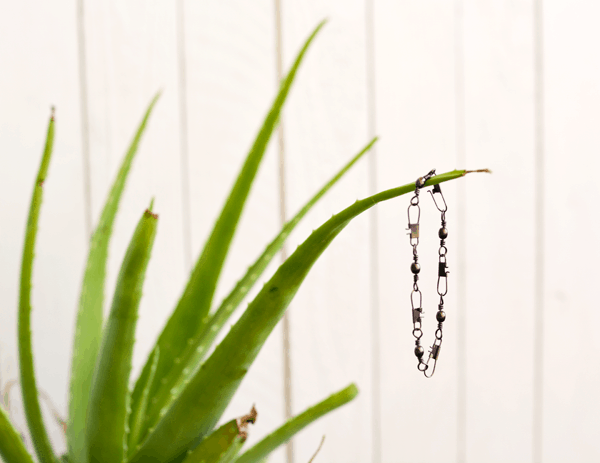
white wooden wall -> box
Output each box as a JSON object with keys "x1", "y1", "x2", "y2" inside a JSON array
[{"x1": 1, "y1": 1, "x2": 599, "y2": 462}]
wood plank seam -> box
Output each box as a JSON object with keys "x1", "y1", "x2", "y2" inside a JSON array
[
  {"x1": 176, "y1": 0, "x2": 193, "y2": 272},
  {"x1": 454, "y1": 0, "x2": 467, "y2": 462},
  {"x1": 76, "y1": 0, "x2": 93, "y2": 238},
  {"x1": 533, "y1": 0, "x2": 545, "y2": 461},
  {"x1": 365, "y1": 0, "x2": 381, "y2": 462},
  {"x1": 273, "y1": 1, "x2": 294, "y2": 462}
]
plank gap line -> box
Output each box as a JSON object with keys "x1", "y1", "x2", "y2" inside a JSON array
[
  {"x1": 533, "y1": 0, "x2": 545, "y2": 461},
  {"x1": 274, "y1": 1, "x2": 294, "y2": 462},
  {"x1": 365, "y1": 0, "x2": 381, "y2": 462},
  {"x1": 454, "y1": 0, "x2": 467, "y2": 461},
  {"x1": 176, "y1": 0, "x2": 193, "y2": 272},
  {"x1": 76, "y1": 0, "x2": 92, "y2": 238}
]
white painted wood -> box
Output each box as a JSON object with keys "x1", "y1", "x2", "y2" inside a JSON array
[
  {"x1": 182, "y1": 1, "x2": 285, "y2": 459},
  {"x1": 543, "y1": 1, "x2": 600, "y2": 461},
  {"x1": 374, "y1": 2, "x2": 459, "y2": 462},
  {"x1": 0, "y1": 0, "x2": 86, "y2": 456},
  {"x1": 281, "y1": 2, "x2": 373, "y2": 462},
  {"x1": 462, "y1": 1, "x2": 536, "y2": 461}
]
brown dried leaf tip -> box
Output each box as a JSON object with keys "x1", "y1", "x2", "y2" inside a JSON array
[
  {"x1": 236, "y1": 404, "x2": 258, "y2": 439},
  {"x1": 464, "y1": 168, "x2": 492, "y2": 175},
  {"x1": 144, "y1": 209, "x2": 158, "y2": 219}
]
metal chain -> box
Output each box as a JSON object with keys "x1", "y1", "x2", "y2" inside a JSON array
[{"x1": 406, "y1": 169, "x2": 449, "y2": 378}]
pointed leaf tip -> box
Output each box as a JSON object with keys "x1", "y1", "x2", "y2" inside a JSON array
[
  {"x1": 18, "y1": 110, "x2": 57, "y2": 463},
  {"x1": 86, "y1": 207, "x2": 158, "y2": 463},
  {"x1": 68, "y1": 92, "x2": 160, "y2": 463},
  {"x1": 128, "y1": 22, "x2": 327, "y2": 447}
]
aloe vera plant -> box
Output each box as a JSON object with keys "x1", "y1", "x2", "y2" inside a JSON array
[{"x1": 0, "y1": 20, "x2": 485, "y2": 463}]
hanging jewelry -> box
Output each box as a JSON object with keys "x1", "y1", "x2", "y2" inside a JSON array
[{"x1": 407, "y1": 169, "x2": 449, "y2": 378}]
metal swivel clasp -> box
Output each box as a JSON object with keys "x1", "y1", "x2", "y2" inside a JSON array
[
  {"x1": 437, "y1": 259, "x2": 449, "y2": 296},
  {"x1": 416, "y1": 169, "x2": 437, "y2": 189},
  {"x1": 423, "y1": 341, "x2": 442, "y2": 378},
  {"x1": 429, "y1": 183, "x2": 448, "y2": 212},
  {"x1": 407, "y1": 202, "x2": 420, "y2": 246}
]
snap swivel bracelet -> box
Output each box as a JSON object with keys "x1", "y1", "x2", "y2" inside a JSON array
[{"x1": 407, "y1": 169, "x2": 449, "y2": 378}]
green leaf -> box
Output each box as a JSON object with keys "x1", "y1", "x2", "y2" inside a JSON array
[
  {"x1": 127, "y1": 346, "x2": 159, "y2": 455},
  {"x1": 85, "y1": 208, "x2": 158, "y2": 463},
  {"x1": 18, "y1": 109, "x2": 57, "y2": 463},
  {"x1": 181, "y1": 407, "x2": 256, "y2": 463},
  {"x1": 128, "y1": 20, "x2": 327, "y2": 444},
  {"x1": 142, "y1": 138, "x2": 377, "y2": 434},
  {"x1": 129, "y1": 170, "x2": 468, "y2": 463},
  {"x1": 234, "y1": 384, "x2": 357, "y2": 463},
  {"x1": 0, "y1": 404, "x2": 35, "y2": 463},
  {"x1": 67, "y1": 92, "x2": 160, "y2": 463}
]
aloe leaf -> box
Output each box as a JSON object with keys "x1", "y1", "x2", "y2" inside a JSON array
[
  {"x1": 127, "y1": 346, "x2": 159, "y2": 454},
  {"x1": 0, "y1": 404, "x2": 35, "y2": 463},
  {"x1": 18, "y1": 109, "x2": 57, "y2": 463},
  {"x1": 68, "y1": 92, "x2": 160, "y2": 463},
  {"x1": 142, "y1": 138, "x2": 377, "y2": 433},
  {"x1": 85, "y1": 207, "x2": 158, "y2": 463},
  {"x1": 180, "y1": 407, "x2": 256, "y2": 463},
  {"x1": 234, "y1": 384, "x2": 357, "y2": 463},
  {"x1": 128, "y1": 20, "x2": 327, "y2": 441},
  {"x1": 129, "y1": 170, "x2": 469, "y2": 463}
]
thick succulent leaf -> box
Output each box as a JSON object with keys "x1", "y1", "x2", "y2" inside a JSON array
[
  {"x1": 17, "y1": 110, "x2": 57, "y2": 463},
  {"x1": 0, "y1": 404, "x2": 35, "y2": 463},
  {"x1": 142, "y1": 138, "x2": 377, "y2": 434},
  {"x1": 129, "y1": 170, "x2": 468, "y2": 463},
  {"x1": 68, "y1": 93, "x2": 160, "y2": 463},
  {"x1": 128, "y1": 20, "x2": 326, "y2": 443},
  {"x1": 85, "y1": 208, "x2": 158, "y2": 463},
  {"x1": 127, "y1": 346, "x2": 159, "y2": 455},
  {"x1": 234, "y1": 384, "x2": 357, "y2": 463},
  {"x1": 181, "y1": 407, "x2": 256, "y2": 463}
]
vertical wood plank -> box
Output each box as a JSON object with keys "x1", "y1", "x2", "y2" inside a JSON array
[
  {"x1": 543, "y1": 1, "x2": 600, "y2": 461},
  {"x1": 374, "y1": 2, "x2": 459, "y2": 462},
  {"x1": 82, "y1": 0, "x2": 187, "y2": 385},
  {"x1": 365, "y1": 0, "x2": 380, "y2": 461},
  {"x1": 0, "y1": 0, "x2": 86, "y2": 454},
  {"x1": 183, "y1": 1, "x2": 285, "y2": 459},
  {"x1": 281, "y1": 2, "x2": 373, "y2": 462},
  {"x1": 463, "y1": 1, "x2": 535, "y2": 461}
]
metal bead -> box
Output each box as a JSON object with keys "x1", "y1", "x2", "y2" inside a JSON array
[
  {"x1": 414, "y1": 346, "x2": 424, "y2": 358},
  {"x1": 416, "y1": 177, "x2": 425, "y2": 188},
  {"x1": 436, "y1": 311, "x2": 446, "y2": 322},
  {"x1": 411, "y1": 262, "x2": 421, "y2": 274},
  {"x1": 439, "y1": 227, "x2": 448, "y2": 239}
]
